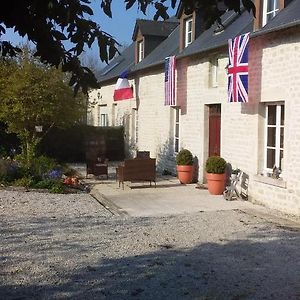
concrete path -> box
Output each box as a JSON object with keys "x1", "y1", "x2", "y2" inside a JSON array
[
  {"x1": 90, "y1": 176, "x2": 264, "y2": 217},
  {"x1": 68, "y1": 162, "x2": 263, "y2": 218}
]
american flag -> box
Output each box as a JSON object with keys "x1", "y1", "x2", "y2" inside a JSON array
[
  {"x1": 164, "y1": 56, "x2": 176, "y2": 106},
  {"x1": 227, "y1": 32, "x2": 250, "y2": 103}
]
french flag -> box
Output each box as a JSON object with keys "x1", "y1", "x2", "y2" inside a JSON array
[{"x1": 113, "y1": 71, "x2": 134, "y2": 101}]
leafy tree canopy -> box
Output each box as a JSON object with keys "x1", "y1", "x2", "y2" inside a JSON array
[
  {"x1": 0, "y1": 48, "x2": 86, "y2": 164},
  {"x1": 0, "y1": 0, "x2": 255, "y2": 93}
]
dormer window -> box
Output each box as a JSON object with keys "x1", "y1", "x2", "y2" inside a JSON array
[
  {"x1": 184, "y1": 17, "x2": 193, "y2": 47},
  {"x1": 137, "y1": 40, "x2": 144, "y2": 62},
  {"x1": 262, "y1": 0, "x2": 279, "y2": 26}
]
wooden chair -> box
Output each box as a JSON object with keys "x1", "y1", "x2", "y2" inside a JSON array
[
  {"x1": 86, "y1": 156, "x2": 108, "y2": 179},
  {"x1": 136, "y1": 151, "x2": 150, "y2": 159}
]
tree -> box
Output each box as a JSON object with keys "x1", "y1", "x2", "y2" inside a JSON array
[
  {"x1": 0, "y1": 50, "x2": 86, "y2": 165},
  {"x1": 0, "y1": 1, "x2": 255, "y2": 93}
]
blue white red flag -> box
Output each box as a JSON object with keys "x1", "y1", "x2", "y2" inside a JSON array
[
  {"x1": 227, "y1": 33, "x2": 250, "y2": 103},
  {"x1": 164, "y1": 56, "x2": 176, "y2": 106},
  {"x1": 113, "y1": 71, "x2": 134, "y2": 101}
]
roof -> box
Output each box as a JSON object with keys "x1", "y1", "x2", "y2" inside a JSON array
[
  {"x1": 178, "y1": 10, "x2": 253, "y2": 58},
  {"x1": 132, "y1": 19, "x2": 179, "y2": 41},
  {"x1": 131, "y1": 25, "x2": 180, "y2": 72},
  {"x1": 97, "y1": 42, "x2": 135, "y2": 83},
  {"x1": 98, "y1": 0, "x2": 300, "y2": 84}
]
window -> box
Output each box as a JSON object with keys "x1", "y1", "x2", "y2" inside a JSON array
[
  {"x1": 174, "y1": 107, "x2": 180, "y2": 153},
  {"x1": 98, "y1": 105, "x2": 108, "y2": 127},
  {"x1": 131, "y1": 108, "x2": 138, "y2": 144},
  {"x1": 210, "y1": 58, "x2": 219, "y2": 87},
  {"x1": 137, "y1": 40, "x2": 144, "y2": 62},
  {"x1": 184, "y1": 18, "x2": 193, "y2": 48},
  {"x1": 262, "y1": 0, "x2": 279, "y2": 26},
  {"x1": 265, "y1": 103, "x2": 284, "y2": 171}
]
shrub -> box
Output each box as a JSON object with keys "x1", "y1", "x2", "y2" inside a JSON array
[
  {"x1": 33, "y1": 179, "x2": 65, "y2": 193},
  {"x1": 0, "y1": 158, "x2": 23, "y2": 183},
  {"x1": 206, "y1": 156, "x2": 227, "y2": 174},
  {"x1": 49, "y1": 181, "x2": 65, "y2": 194},
  {"x1": 176, "y1": 149, "x2": 193, "y2": 166},
  {"x1": 62, "y1": 165, "x2": 78, "y2": 177},
  {"x1": 14, "y1": 176, "x2": 34, "y2": 188}
]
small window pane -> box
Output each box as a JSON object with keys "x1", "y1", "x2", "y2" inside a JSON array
[
  {"x1": 176, "y1": 109, "x2": 180, "y2": 122},
  {"x1": 175, "y1": 139, "x2": 179, "y2": 153},
  {"x1": 280, "y1": 127, "x2": 284, "y2": 148},
  {"x1": 188, "y1": 20, "x2": 192, "y2": 31},
  {"x1": 175, "y1": 124, "x2": 179, "y2": 136},
  {"x1": 281, "y1": 105, "x2": 285, "y2": 125},
  {"x1": 280, "y1": 150, "x2": 283, "y2": 169},
  {"x1": 268, "y1": 106, "x2": 276, "y2": 125},
  {"x1": 267, "y1": 127, "x2": 276, "y2": 147},
  {"x1": 267, "y1": 149, "x2": 276, "y2": 169},
  {"x1": 267, "y1": 0, "x2": 273, "y2": 10}
]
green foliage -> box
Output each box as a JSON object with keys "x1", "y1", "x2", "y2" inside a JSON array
[
  {"x1": 0, "y1": 1, "x2": 255, "y2": 93},
  {"x1": 33, "y1": 179, "x2": 65, "y2": 193},
  {"x1": 0, "y1": 50, "x2": 86, "y2": 165},
  {"x1": 176, "y1": 149, "x2": 193, "y2": 166},
  {"x1": 14, "y1": 176, "x2": 34, "y2": 188},
  {"x1": 39, "y1": 125, "x2": 125, "y2": 162},
  {"x1": 0, "y1": 122, "x2": 20, "y2": 157},
  {"x1": 205, "y1": 156, "x2": 227, "y2": 174},
  {"x1": 49, "y1": 182, "x2": 66, "y2": 194},
  {"x1": 0, "y1": 158, "x2": 23, "y2": 183}
]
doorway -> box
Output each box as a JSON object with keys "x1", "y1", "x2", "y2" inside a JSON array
[{"x1": 208, "y1": 104, "x2": 221, "y2": 156}]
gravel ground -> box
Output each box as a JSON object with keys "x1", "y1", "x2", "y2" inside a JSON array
[{"x1": 0, "y1": 190, "x2": 299, "y2": 300}]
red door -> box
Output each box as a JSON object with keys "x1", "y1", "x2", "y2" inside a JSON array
[{"x1": 209, "y1": 104, "x2": 221, "y2": 156}]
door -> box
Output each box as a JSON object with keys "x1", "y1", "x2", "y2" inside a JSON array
[{"x1": 208, "y1": 104, "x2": 221, "y2": 156}]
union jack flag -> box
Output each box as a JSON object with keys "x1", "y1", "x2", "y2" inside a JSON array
[{"x1": 227, "y1": 33, "x2": 250, "y2": 103}]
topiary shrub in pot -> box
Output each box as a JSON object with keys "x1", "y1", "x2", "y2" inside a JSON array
[
  {"x1": 205, "y1": 156, "x2": 227, "y2": 195},
  {"x1": 176, "y1": 149, "x2": 194, "y2": 184}
]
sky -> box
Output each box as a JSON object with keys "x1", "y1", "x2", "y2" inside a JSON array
[{"x1": 1, "y1": 1, "x2": 177, "y2": 61}]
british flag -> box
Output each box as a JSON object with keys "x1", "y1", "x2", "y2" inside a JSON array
[{"x1": 227, "y1": 32, "x2": 250, "y2": 103}]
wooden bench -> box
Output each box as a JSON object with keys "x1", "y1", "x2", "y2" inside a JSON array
[{"x1": 117, "y1": 158, "x2": 156, "y2": 189}]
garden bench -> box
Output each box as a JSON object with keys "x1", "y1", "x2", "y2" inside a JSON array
[{"x1": 117, "y1": 158, "x2": 156, "y2": 189}]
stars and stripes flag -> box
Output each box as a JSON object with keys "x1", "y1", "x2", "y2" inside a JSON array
[
  {"x1": 164, "y1": 56, "x2": 176, "y2": 106},
  {"x1": 227, "y1": 32, "x2": 250, "y2": 103},
  {"x1": 113, "y1": 71, "x2": 134, "y2": 101}
]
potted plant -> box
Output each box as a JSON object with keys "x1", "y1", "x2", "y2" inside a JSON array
[
  {"x1": 176, "y1": 149, "x2": 194, "y2": 184},
  {"x1": 205, "y1": 156, "x2": 227, "y2": 195}
]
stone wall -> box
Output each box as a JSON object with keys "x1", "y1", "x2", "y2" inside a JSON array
[{"x1": 88, "y1": 27, "x2": 300, "y2": 215}]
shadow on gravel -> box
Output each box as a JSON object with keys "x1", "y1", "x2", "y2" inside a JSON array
[{"x1": 0, "y1": 217, "x2": 299, "y2": 300}]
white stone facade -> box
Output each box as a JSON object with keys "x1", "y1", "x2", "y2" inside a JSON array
[{"x1": 89, "y1": 27, "x2": 300, "y2": 216}]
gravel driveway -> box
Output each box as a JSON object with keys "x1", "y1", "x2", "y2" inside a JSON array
[{"x1": 0, "y1": 190, "x2": 299, "y2": 300}]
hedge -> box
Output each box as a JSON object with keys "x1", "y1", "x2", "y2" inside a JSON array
[{"x1": 39, "y1": 125, "x2": 124, "y2": 162}]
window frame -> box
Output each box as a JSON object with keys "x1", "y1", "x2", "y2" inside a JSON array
[
  {"x1": 174, "y1": 107, "x2": 180, "y2": 153},
  {"x1": 184, "y1": 17, "x2": 193, "y2": 48},
  {"x1": 262, "y1": 0, "x2": 280, "y2": 26},
  {"x1": 210, "y1": 58, "x2": 219, "y2": 88},
  {"x1": 264, "y1": 103, "x2": 284, "y2": 172},
  {"x1": 98, "y1": 105, "x2": 108, "y2": 127},
  {"x1": 137, "y1": 40, "x2": 144, "y2": 62}
]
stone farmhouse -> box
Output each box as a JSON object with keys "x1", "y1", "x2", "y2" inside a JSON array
[{"x1": 88, "y1": 0, "x2": 300, "y2": 216}]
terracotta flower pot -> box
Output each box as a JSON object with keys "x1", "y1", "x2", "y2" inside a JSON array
[
  {"x1": 177, "y1": 165, "x2": 193, "y2": 184},
  {"x1": 206, "y1": 172, "x2": 226, "y2": 195}
]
